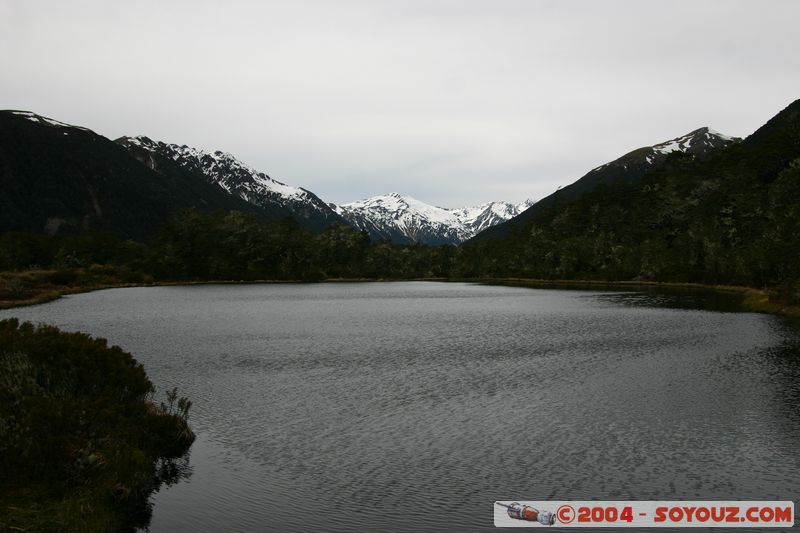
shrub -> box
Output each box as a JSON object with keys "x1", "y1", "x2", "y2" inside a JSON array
[
  {"x1": 0, "y1": 319, "x2": 195, "y2": 531},
  {"x1": 46, "y1": 269, "x2": 78, "y2": 285}
]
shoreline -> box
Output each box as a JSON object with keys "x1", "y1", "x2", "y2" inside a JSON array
[
  {"x1": 1, "y1": 272, "x2": 798, "y2": 318},
  {"x1": 468, "y1": 278, "x2": 800, "y2": 318}
]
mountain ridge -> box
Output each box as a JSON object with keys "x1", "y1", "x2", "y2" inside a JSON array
[
  {"x1": 472, "y1": 126, "x2": 741, "y2": 242},
  {"x1": 457, "y1": 98, "x2": 800, "y2": 291},
  {"x1": 0, "y1": 109, "x2": 750, "y2": 248},
  {"x1": 0, "y1": 110, "x2": 268, "y2": 239},
  {"x1": 115, "y1": 136, "x2": 346, "y2": 232},
  {"x1": 332, "y1": 193, "x2": 532, "y2": 245}
]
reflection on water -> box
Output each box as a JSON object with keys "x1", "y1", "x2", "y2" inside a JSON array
[
  {"x1": 155, "y1": 455, "x2": 194, "y2": 491},
  {"x1": 2, "y1": 282, "x2": 798, "y2": 532},
  {"x1": 117, "y1": 451, "x2": 194, "y2": 531},
  {"x1": 591, "y1": 287, "x2": 747, "y2": 313}
]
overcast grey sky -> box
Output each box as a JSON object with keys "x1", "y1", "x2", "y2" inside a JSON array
[{"x1": 2, "y1": 0, "x2": 799, "y2": 207}]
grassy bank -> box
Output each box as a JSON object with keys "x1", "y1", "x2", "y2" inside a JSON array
[
  {"x1": 0, "y1": 319, "x2": 195, "y2": 532},
  {"x1": 466, "y1": 277, "x2": 800, "y2": 318},
  {"x1": 0, "y1": 269, "x2": 151, "y2": 310}
]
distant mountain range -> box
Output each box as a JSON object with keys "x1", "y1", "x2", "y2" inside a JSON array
[
  {"x1": 332, "y1": 193, "x2": 532, "y2": 245},
  {"x1": 3, "y1": 99, "x2": 798, "y2": 291},
  {"x1": 0, "y1": 110, "x2": 530, "y2": 243},
  {"x1": 116, "y1": 136, "x2": 528, "y2": 245},
  {"x1": 0, "y1": 109, "x2": 742, "y2": 247}
]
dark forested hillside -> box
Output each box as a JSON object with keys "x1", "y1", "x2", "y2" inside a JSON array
[
  {"x1": 0, "y1": 111, "x2": 273, "y2": 239},
  {"x1": 0, "y1": 111, "x2": 347, "y2": 240},
  {"x1": 458, "y1": 99, "x2": 800, "y2": 300},
  {"x1": 0, "y1": 210, "x2": 455, "y2": 288}
]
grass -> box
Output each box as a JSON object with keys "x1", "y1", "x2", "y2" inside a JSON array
[
  {"x1": 0, "y1": 269, "x2": 143, "y2": 310},
  {"x1": 2, "y1": 486, "x2": 118, "y2": 532}
]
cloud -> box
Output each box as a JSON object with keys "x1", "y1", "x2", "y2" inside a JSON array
[{"x1": 2, "y1": 0, "x2": 799, "y2": 207}]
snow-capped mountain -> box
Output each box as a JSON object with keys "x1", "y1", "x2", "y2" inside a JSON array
[
  {"x1": 331, "y1": 193, "x2": 533, "y2": 245},
  {"x1": 474, "y1": 126, "x2": 741, "y2": 241},
  {"x1": 451, "y1": 200, "x2": 535, "y2": 235},
  {"x1": 593, "y1": 127, "x2": 739, "y2": 172},
  {"x1": 115, "y1": 135, "x2": 523, "y2": 240},
  {"x1": 116, "y1": 136, "x2": 345, "y2": 230}
]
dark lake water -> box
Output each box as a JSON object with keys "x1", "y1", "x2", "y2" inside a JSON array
[{"x1": 2, "y1": 282, "x2": 799, "y2": 531}]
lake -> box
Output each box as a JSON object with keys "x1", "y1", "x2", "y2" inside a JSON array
[{"x1": 2, "y1": 282, "x2": 799, "y2": 531}]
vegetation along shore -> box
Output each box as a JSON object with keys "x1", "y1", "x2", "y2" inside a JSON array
[{"x1": 0, "y1": 319, "x2": 195, "y2": 532}]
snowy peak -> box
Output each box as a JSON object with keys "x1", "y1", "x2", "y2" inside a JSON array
[
  {"x1": 116, "y1": 135, "x2": 343, "y2": 227},
  {"x1": 629, "y1": 127, "x2": 739, "y2": 167},
  {"x1": 651, "y1": 127, "x2": 737, "y2": 157},
  {"x1": 590, "y1": 127, "x2": 740, "y2": 172},
  {"x1": 343, "y1": 193, "x2": 461, "y2": 225},
  {"x1": 451, "y1": 199, "x2": 534, "y2": 235},
  {"x1": 332, "y1": 193, "x2": 533, "y2": 245}
]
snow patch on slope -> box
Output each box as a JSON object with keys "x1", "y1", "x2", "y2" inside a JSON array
[
  {"x1": 586, "y1": 127, "x2": 740, "y2": 173},
  {"x1": 123, "y1": 136, "x2": 308, "y2": 202},
  {"x1": 118, "y1": 135, "x2": 342, "y2": 225},
  {"x1": 652, "y1": 127, "x2": 736, "y2": 156},
  {"x1": 11, "y1": 111, "x2": 91, "y2": 131},
  {"x1": 653, "y1": 131, "x2": 695, "y2": 154},
  {"x1": 706, "y1": 128, "x2": 735, "y2": 142}
]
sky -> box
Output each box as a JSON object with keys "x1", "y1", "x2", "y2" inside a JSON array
[{"x1": 2, "y1": 0, "x2": 799, "y2": 208}]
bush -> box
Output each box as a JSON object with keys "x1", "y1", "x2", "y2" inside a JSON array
[
  {"x1": 0, "y1": 319, "x2": 195, "y2": 532},
  {"x1": 46, "y1": 269, "x2": 78, "y2": 285}
]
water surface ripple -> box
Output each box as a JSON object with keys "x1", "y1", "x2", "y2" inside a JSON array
[{"x1": 2, "y1": 282, "x2": 799, "y2": 531}]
